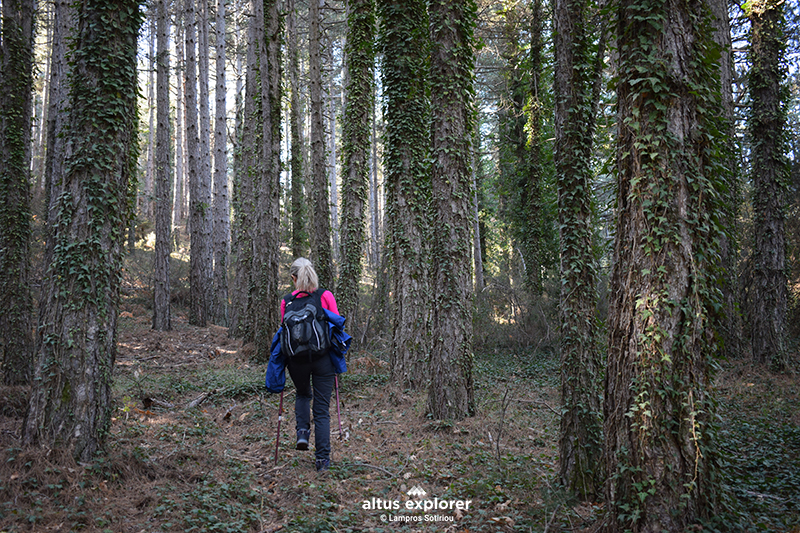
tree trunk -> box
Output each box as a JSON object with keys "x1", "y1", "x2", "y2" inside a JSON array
[
  {"x1": 23, "y1": 0, "x2": 142, "y2": 463},
  {"x1": 604, "y1": 0, "x2": 725, "y2": 528},
  {"x1": 144, "y1": 7, "x2": 156, "y2": 221},
  {"x1": 287, "y1": 0, "x2": 307, "y2": 259},
  {"x1": 42, "y1": 0, "x2": 74, "y2": 268},
  {"x1": 328, "y1": 81, "x2": 340, "y2": 265},
  {"x1": 708, "y1": 0, "x2": 742, "y2": 361},
  {"x1": 378, "y1": 0, "x2": 431, "y2": 390},
  {"x1": 309, "y1": 0, "x2": 334, "y2": 287},
  {"x1": 213, "y1": 0, "x2": 230, "y2": 326},
  {"x1": 153, "y1": 0, "x2": 172, "y2": 332},
  {"x1": 250, "y1": 0, "x2": 282, "y2": 361},
  {"x1": 0, "y1": 0, "x2": 35, "y2": 385},
  {"x1": 229, "y1": 7, "x2": 260, "y2": 341},
  {"x1": 338, "y1": 0, "x2": 375, "y2": 336},
  {"x1": 426, "y1": 0, "x2": 476, "y2": 420},
  {"x1": 748, "y1": 0, "x2": 788, "y2": 369},
  {"x1": 554, "y1": 0, "x2": 602, "y2": 499},
  {"x1": 472, "y1": 136, "x2": 484, "y2": 293},
  {"x1": 185, "y1": 0, "x2": 206, "y2": 326},
  {"x1": 369, "y1": 99, "x2": 381, "y2": 270},
  {"x1": 523, "y1": 0, "x2": 548, "y2": 295},
  {"x1": 32, "y1": 5, "x2": 52, "y2": 208},
  {"x1": 197, "y1": 0, "x2": 214, "y2": 322},
  {"x1": 173, "y1": 0, "x2": 186, "y2": 228}
]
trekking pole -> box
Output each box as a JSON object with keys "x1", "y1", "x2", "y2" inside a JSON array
[
  {"x1": 273, "y1": 390, "x2": 284, "y2": 466},
  {"x1": 334, "y1": 375, "x2": 343, "y2": 439}
]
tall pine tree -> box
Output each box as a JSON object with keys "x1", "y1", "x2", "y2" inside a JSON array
[
  {"x1": 554, "y1": 0, "x2": 603, "y2": 499},
  {"x1": 378, "y1": 0, "x2": 431, "y2": 390},
  {"x1": 604, "y1": 0, "x2": 726, "y2": 528},
  {"x1": 427, "y1": 0, "x2": 476, "y2": 420},
  {"x1": 24, "y1": 0, "x2": 143, "y2": 462},
  {"x1": 0, "y1": 0, "x2": 36, "y2": 385},
  {"x1": 748, "y1": 0, "x2": 789, "y2": 370},
  {"x1": 338, "y1": 0, "x2": 375, "y2": 336}
]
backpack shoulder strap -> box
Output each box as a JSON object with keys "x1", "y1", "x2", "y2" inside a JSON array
[
  {"x1": 284, "y1": 290, "x2": 312, "y2": 307},
  {"x1": 312, "y1": 289, "x2": 329, "y2": 319}
]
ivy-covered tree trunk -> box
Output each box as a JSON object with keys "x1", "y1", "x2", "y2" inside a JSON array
[
  {"x1": 709, "y1": 0, "x2": 742, "y2": 361},
  {"x1": 23, "y1": 0, "x2": 142, "y2": 463},
  {"x1": 554, "y1": 0, "x2": 602, "y2": 499},
  {"x1": 378, "y1": 0, "x2": 431, "y2": 390},
  {"x1": 523, "y1": 0, "x2": 550, "y2": 295},
  {"x1": 212, "y1": 0, "x2": 230, "y2": 326},
  {"x1": 604, "y1": 0, "x2": 725, "y2": 529},
  {"x1": 0, "y1": 0, "x2": 35, "y2": 385},
  {"x1": 308, "y1": 0, "x2": 334, "y2": 287},
  {"x1": 153, "y1": 0, "x2": 172, "y2": 332},
  {"x1": 287, "y1": 0, "x2": 307, "y2": 259},
  {"x1": 229, "y1": 9, "x2": 260, "y2": 341},
  {"x1": 748, "y1": 0, "x2": 788, "y2": 370},
  {"x1": 250, "y1": 0, "x2": 282, "y2": 361},
  {"x1": 427, "y1": 0, "x2": 476, "y2": 420},
  {"x1": 338, "y1": 0, "x2": 375, "y2": 336}
]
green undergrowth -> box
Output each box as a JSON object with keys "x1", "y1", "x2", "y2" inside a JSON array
[
  {"x1": 706, "y1": 370, "x2": 800, "y2": 532},
  {"x1": 3, "y1": 319, "x2": 798, "y2": 532}
]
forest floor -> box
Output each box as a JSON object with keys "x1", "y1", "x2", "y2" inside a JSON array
[{"x1": 1, "y1": 295, "x2": 800, "y2": 532}]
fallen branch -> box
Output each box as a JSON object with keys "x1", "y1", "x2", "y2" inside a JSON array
[{"x1": 186, "y1": 390, "x2": 217, "y2": 409}]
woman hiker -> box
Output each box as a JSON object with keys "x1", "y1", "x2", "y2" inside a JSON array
[{"x1": 280, "y1": 257, "x2": 338, "y2": 472}]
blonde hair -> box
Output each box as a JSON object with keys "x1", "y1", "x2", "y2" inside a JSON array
[{"x1": 290, "y1": 257, "x2": 319, "y2": 293}]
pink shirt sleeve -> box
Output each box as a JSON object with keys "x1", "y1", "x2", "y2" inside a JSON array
[
  {"x1": 280, "y1": 289, "x2": 338, "y2": 321},
  {"x1": 320, "y1": 290, "x2": 339, "y2": 315}
]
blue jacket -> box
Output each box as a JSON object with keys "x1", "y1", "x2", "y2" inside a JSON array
[{"x1": 265, "y1": 308, "x2": 351, "y2": 393}]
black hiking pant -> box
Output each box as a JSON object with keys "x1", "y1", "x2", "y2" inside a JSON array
[{"x1": 287, "y1": 352, "x2": 335, "y2": 463}]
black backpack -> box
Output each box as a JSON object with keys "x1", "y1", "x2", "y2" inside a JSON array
[{"x1": 280, "y1": 289, "x2": 331, "y2": 358}]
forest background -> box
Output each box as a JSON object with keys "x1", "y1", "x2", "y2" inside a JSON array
[{"x1": 1, "y1": 0, "x2": 800, "y2": 531}]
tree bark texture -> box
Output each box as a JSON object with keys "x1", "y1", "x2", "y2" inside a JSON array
[
  {"x1": 554, "y1": 0, "x2": 602, "y2": 499},
  {"x1": 748, "y1": 0, "x2": 788, "y2": 369},
  {"x1": 427, "y1": 0, "x2": 476, "y2": 420},
  {"x1": 604, "y1": 0, "x2": 724, "y2": 529},
  {"x1": 287, "y1": 0, "x2": 307, "y2": 259},
  {"x1": 338, "y1": 0, "x2": 375, "y2": 335},
  {"x1": 153, "y1": 0, "x2": 172, "y2": 332},
  {"x1": 144, "y1": 8, "x2": 156, "y2": 221},
  {"x1": 173, "y1": 0, "x2": 186, "y2": 227},
  {"x1": 197, "y1": 0, "x2": 214, "y2": 322},
  {"x1": 707, "y1": 0, "x2": 742, "y2": 361},
  {"x1": 251, "y1": 0, "x2": 282, "y2": 361},
  {"x1": 42, "y1": 0, "x2": 73, "y2": 268},
  {"x1": 185, "y1": 0, "x2": 207, "y2": 326},
  {"x1": 522, "y1": 0, "x2": 548, "y2": 295},
  {"x1": 309, "y1": 0, "x2": 334, "y2": 288},
  {"x1": 0, "y1": 0, "x2": 35, "y2": 385},
  {"x1": 213, "y1": 0, "x2": 230, "y2": 326},
  {"x1": 378, "y1": 0, "x2": 432, "y2": 390},
  {"x1": 229, "y1": 9, "x2": 260, "y2": 341},
  {"x1": 23, "y1": 0, "x2": 142, "y2": 462}
]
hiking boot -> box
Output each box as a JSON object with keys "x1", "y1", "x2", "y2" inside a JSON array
[
  {"x1": 296, "y1": 430, "x2": 310, "y2": 451},
  {"x1": 315, "y1": 458, "x2": 330, "y2": 472}
]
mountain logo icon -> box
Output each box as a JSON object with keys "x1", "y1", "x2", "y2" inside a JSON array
[{"x1": 406, "y1": 485, "x2": 427, "y2": 498}]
